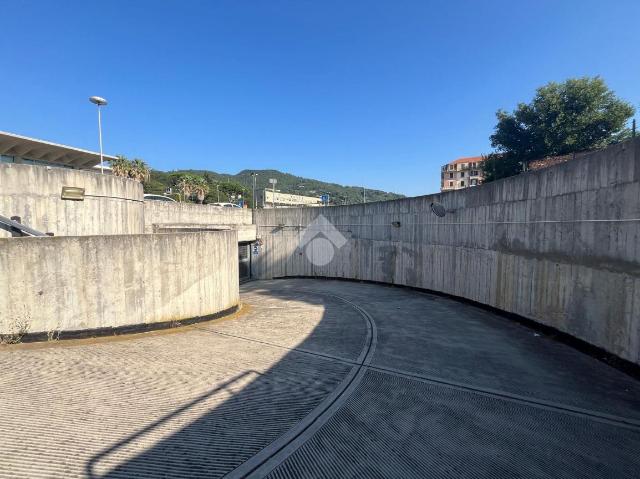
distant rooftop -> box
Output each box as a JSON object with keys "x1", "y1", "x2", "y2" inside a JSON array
[
  {"x1": 449, "y1": 155, "x2": 484, "y2": 165},
  {"x1": 0, "y1": 130, "x2": 117, "y2": 169}
]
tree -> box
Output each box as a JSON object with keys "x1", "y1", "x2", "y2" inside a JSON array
[
  {"x1": 129, "y1": 159, "x2": 150, "y2": 183},
  {"x1": 110, "y1": 155, "x2": 131, "y2": 178},
  {"x1": 176, "y1": 174, "x2": 196, "y2": 201},
  {"x1": 207, "y1": 180, "x2": 247, "y2": 205},
  {"x1": 192, "y1": 176, "x2": 210, "y2": 204},
  {"x1": 175, "y1": 174, "x2": 210, "y2": 203},
  {"x1": 486, "y1": 77, "x2": 635, "y2": 181},
  {"x1": 482, "y1": 153, "x2": 522, "y2": 183},
  {"x1": 109, "y1": 156, "x2": 150, "y2": 183}
]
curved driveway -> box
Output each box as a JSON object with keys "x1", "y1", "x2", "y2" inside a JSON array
[{"x1": 1, "y1": 279, "x2": 639, "y2": 478}]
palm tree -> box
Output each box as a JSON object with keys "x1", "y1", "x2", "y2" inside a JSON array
[
  {"x1": 129, "y1": 159, "x2": 150, "y2": 183},
  {"x1": 192, "y1": 176, "x2": 210, "y2": 204},
  {"x1": 110, "y1": 155, "x2": 131, "y2": 178},
  {"x1": 176, "y1": 174, "x2": 196, "y2": 202}
]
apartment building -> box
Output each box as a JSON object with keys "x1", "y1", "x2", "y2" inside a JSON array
[{"x1": 440, "y1": 155, "x2": 484, "y2": 192}]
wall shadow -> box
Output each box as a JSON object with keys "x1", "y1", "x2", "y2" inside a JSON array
[{"x1": 85, "y1": 284, "x2": 363, "y2": 479}]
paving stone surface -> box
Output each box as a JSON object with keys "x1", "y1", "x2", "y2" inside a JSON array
[{"x1": 1, "y1": 279, "x2": 639, "y2": 478}]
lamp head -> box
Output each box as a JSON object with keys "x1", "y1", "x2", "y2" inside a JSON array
[{"x1": 89, "y1": 96, "x2": 108, "y2": 106}]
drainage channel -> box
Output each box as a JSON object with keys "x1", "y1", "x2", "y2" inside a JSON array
[{"x1": 219, "y1": 291, "x2": 378, "y2": 479}]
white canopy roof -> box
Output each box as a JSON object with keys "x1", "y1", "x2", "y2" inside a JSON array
[{"x1": 0, "y1": 130, "x2": 117, "y2": 168}]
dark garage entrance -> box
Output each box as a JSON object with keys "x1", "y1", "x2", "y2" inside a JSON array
[{"x1": 239, "y1": 242, "x2": 251, "y2": 281}]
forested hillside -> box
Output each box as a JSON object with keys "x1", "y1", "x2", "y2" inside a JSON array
[{"x1": 144, "y1": 168, "x2": 404, "y2": 205}]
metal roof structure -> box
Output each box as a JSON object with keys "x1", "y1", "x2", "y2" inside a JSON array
[{"x1": 0, "y1": 130, "x2": 117, "y2": 169}]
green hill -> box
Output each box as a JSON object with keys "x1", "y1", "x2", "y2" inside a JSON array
[{"x1": 144, "y1": 168, "x2": 404, "y2": 205}]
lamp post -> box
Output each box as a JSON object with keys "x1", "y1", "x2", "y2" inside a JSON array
[
  {"x1": 251, "y1": 172, "x2": 258, "y2": 209},
  {"x1": 268, "y1": 178, "x2": 277, "y2": 208},
  {"x1": 89, "y1": 96, "x2": 108, "y2": 174}
]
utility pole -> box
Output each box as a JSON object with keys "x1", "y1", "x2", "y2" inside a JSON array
[
  {"x1": 633, "y1": 119, "x2": 636, "y2": 138},
  {"x1": 363, "y1": 187, "x2": 366, "y2": 203},
  {"x1": 216, "y1": 184, "x2": 220, "y2": 202}
]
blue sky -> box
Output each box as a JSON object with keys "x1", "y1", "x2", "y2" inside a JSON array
[{"x1": 1, "y1": 1, "x2": 639, "y2": 196}]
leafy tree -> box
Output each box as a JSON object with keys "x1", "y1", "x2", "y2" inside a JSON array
[
  {"x1": 482, "y1": 153, "x2": 523, "y2": 183},
  {"x1": 206, "y1": 180, "x2": 247, "y2": 205},
  {"x1": 486, "y1": 77, "x2": 635, "y2": 181}
]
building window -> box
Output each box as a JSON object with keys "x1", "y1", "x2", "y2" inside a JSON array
[
  {"x1": 460, "y1": 181, "x2": 465, "y2": 187},
  {"x1": 449, "y1": 181, "x2": 453, "y2": 187},
  {"x1": 449, "y1": 172, "x2": 453, "y2": 179},
  {"x1": 471, "y1": 179, "x2": 477, "y2": 186},
  {"x1": 12, "y1": 156, "x2": 73, "y2": 169},
  {"x1": 460, "y1": 171, "x2": 465, "y2": 177},
  {"x1": 0, "y1": 155, "x2": 15, "y2": 164}
]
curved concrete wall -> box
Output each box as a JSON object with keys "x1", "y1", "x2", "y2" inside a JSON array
[
  {"x1": 0, "y1": 163, "x2": 144, "y2": 237},
  {"x1": 254, "y1": 138, "x2": 640, "y2": 365},
  {"x1": 0, "y1": 231, "x2": 239, "y2": 335}
]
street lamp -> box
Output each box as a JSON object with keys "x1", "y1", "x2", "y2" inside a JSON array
[
  {"x1": 251, "y1": 172, "x2": 258, "y2": 209},
  {"x1": 89, "y1": 96, "x2": 108, "y2": 174},
  {"x1": 268, "y1": 178, "x2": 277, "y2": 208}
]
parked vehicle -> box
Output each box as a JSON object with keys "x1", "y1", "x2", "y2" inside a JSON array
[
  {"x1": 212, "y1": 202, "x2": 241, "y2": 208},
  {"x1": 144, "y1": 194, "x2": 176, "y2": 202}
]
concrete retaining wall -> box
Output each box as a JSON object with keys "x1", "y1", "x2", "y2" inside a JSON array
[
  {"x1": 144, "y1": 201, "x2": 252, "y2": 231},
  {"x1": 253, "y1": 138, "x2": 640, "y2": 365},
  {"x1": 0, "y1": 231, "x2": 239, "y2": 335},
  {"x1": 0, "y1": 164, "x2": 144, "y2": 237}
]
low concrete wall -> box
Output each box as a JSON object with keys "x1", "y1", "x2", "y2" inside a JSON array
[
  {"x1": 144, "y1": 201, "x2": 256, "y2": 241},
  {"x1": 0, "y1": 163, "x2": 144, "y2": 237},
  {"x1": 0, "y1": 231, "x2": 239, "y2": 335},
  {"x1": 144, "y1": 201, "x2": 252, "y2": 231},
  {"x1": 254, "y1": 138, "x2": 640, "y2": 365},
  {"x1": 150, "y1": 223, "x2": 257, "y2": 242}
]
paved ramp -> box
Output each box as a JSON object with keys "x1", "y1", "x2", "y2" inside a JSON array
[{"x1": 1, "y1": 279, "x2": 639, "y2": 478}]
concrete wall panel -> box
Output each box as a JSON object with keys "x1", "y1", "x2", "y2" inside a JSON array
[
  {"x1": 253, "y1": 138, "x2": 640, "y2": 365},
  {"x1": 0, "y1": 231, "x2": 238, "y2": 335},
  {"x1": 144, "y1": 201, "x2": 252, "y2": 231},
  {"x1": 0, "y1": 164, "x2": 144, "y2": 237}
]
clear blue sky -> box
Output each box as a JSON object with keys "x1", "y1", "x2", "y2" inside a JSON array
[{"x1": 1, "y1": 0, "x2": 639, "y2": 196}]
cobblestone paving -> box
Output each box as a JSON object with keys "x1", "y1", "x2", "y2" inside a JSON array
[{"x1": 1, "y1": 279, "x2": 639, "y2": 478}]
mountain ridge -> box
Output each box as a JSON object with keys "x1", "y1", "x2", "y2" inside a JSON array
[{"x1": 145, "y1": 168, "x2": 405, "y2": 205}]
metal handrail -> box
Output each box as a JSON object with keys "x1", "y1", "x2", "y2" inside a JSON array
[{"x1": 0, "y1": 215, "x2": 48, "y2": 237}]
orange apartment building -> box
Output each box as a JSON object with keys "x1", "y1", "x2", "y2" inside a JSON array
[{"x1": 440, "y1": 156, "x2": 484, "y2": 192}]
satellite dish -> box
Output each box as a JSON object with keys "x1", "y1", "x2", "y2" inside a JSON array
[
  {"x1": 89, "y1": 96, "x2": 108, "y2": 106},
  {"x1": 430, "y1": 202, "x2": 446, "y2": 217}
]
